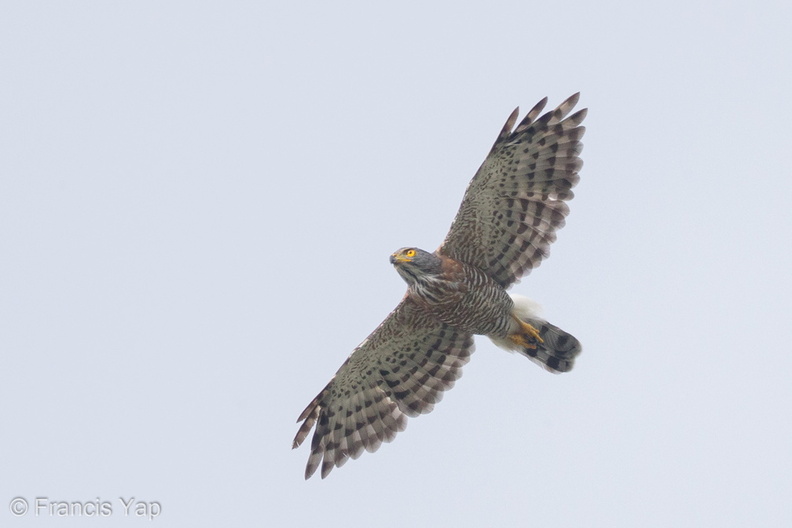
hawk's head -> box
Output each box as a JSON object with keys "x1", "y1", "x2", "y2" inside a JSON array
[{"x1": 390, "y1": 247, "x2": 442, "y2": 285}]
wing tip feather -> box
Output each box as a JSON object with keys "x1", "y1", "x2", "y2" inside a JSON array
[{"x1": 498, "y1": 107, "x2": 520, "y2": 141}]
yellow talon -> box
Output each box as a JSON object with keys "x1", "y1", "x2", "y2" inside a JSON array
[
  {"x1": 521, "y1": 321, "x2": 544, "y2": 344},
  {"x1": 508, "y1": 319, "x2": 544, "y2": 349}
]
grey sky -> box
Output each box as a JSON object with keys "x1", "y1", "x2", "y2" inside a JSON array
[{"x1": 2, "y1": 1, "x2": 791, "y2": 526}]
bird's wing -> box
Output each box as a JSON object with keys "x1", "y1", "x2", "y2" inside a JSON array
[
  {"x1": 438, "y1": 94, "x2": 586, "y2": 288},
  {"x1": 293, "y1": 296, "x2": 474, "y2": 479}
]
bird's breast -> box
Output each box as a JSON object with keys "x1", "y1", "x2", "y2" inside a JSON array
[{"x1": 409, "y1": 258, "x2": 513, "y2": 336}]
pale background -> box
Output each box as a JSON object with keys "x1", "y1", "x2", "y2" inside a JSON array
[{"x1": 2, "y1": 1, "x2": 791, "y2": 526}]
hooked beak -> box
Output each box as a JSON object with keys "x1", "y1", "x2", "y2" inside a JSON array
[{"x1": 390, "y1": 253, "x2": 410, "y2": 265}]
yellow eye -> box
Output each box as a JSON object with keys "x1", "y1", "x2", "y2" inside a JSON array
[{"x1": 405, "y1": 249, "x2": 416, "y2": 258}]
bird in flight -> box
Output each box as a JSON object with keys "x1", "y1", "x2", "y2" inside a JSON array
[{"x1": 293, "y1": 94, "x2": 586, "y2": 479}]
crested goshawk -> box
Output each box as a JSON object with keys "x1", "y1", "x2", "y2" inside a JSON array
[{"x1": 293, "y1": 94, "x2": 586, "y2": 479}]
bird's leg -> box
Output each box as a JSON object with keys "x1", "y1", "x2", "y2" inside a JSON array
[{"x1": 508, "y1": 317, "x2": 544, "y2": 350}]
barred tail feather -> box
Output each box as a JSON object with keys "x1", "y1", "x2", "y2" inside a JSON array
[
  {"x1": 490, "y1": 294, "x2": 582, "y2": 374},
  {"x1": 517, "y1": 317, "x2": 581, "y2": 373}
]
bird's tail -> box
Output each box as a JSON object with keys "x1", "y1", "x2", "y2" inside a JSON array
[{"x1": 489, "y1": 294, "x2": 581, "y2": 374}]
